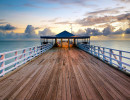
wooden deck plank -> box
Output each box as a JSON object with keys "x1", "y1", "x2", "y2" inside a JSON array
[
  {"x1": 67, "y1": 51, "x2": 83, "y2": 100},
  {"x1": 0, "y1": 50, "x2": 51, "y2": 99},
  {"x1": 65, "y1": 48, "x2": 71, "y2": 100},
  {"x1": 69, "y1": 50, "x2": 87, "y2": 100},
  {"x1": 77, "y1": 49, "x2": 130, "y2": 99},
  {"x1": 0, "y1": 47, "x2": 129, "y2": 100}
]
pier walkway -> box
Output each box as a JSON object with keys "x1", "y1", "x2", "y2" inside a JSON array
[{"x1": 0, "y1": 47, "x2": 129, "y2": 100}]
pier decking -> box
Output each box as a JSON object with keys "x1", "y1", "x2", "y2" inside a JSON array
[{"x1": 0, "y1": 47, "x2": 129, "y2": 100}]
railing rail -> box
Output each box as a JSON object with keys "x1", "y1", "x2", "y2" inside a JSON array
[
  {"x1": 77, "y1": 43, "x2": 130, "y2": 74},
  {"x1": 0, "y1": 42, "x2": 54, "y2": 77}
]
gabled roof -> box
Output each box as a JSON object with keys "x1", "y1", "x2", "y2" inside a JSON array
[
  {"x1": 55, "y1": 30, "x2": 75, "y2": 37},
  {"x1": 40, "y1": 30, "x2": 90, "y2": 39}
]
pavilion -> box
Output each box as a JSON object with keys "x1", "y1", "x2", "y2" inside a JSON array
[{"x1": 40, "y1": 30, "x2": 90, "y2": 48}]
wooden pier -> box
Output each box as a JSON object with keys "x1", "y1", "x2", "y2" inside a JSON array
[{"x1": 0, "y1": 47, "x2": 129, "y2": 100}]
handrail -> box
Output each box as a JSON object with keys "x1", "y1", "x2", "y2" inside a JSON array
[
  {"x1": 0, "y1": 42, "x2": 54, "y2": 77},
  {"x1": 77, "y1": 43, "x2": 130, "y2": 74}
]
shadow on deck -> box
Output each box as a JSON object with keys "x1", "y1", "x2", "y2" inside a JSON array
[{"x1": 0, "y1": 47, "x2": 129, "y2": 100}]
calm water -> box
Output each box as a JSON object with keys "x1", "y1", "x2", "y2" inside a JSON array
[
  {"x1": 0, "y1": 40, "x2": 41, "y2": 53},
  {"x1": 91, "y1": 40, "x2": 130, "y2": 52},
  {"x1": 0, "y1": 40, "x2": 130, "y2": 53}
]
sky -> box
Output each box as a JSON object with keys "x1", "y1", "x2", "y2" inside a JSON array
[{"x1": 0, "y1": 0, "x2": 130, "y2": 40}]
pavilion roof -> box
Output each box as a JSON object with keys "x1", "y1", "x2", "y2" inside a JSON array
[
  {"x1": 55, "y1": 30, "x2": 75, "y2": 38},
  {"x1": 40, "y1": 30, "x2": 90, "y2": 39}
]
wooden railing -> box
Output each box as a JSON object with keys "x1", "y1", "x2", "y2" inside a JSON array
[
  {"x1": 77, "y1": 43, "x2": 130, "y2": 74},
  {"x1": 0, "y1": 43, "x2": 54, "y2": 77}
]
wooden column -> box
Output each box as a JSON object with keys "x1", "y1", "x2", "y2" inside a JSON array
[
  {"x1": 73, "y1": 38, "x2": 76, "y2": 45},
  {"x1": 55, "y1": 38, "x2": 57, "y2": 45},
  {"x1": 68, "y1": 39, "x2": 70, "y2": 48},
  {"x1": 61, "y1": 39, "x2": 62, "y2": 47}
]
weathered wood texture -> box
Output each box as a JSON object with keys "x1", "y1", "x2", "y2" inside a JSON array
[{"x1": 0, "y1": 47, "x2": 129, "y2": 100}]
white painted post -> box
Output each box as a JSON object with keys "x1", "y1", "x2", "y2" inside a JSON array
[
  {"x1": 94, "y1": 46, "x2": 96, "y2": 56},
  {"x1": 33, "y1": 47, "x2": 35, "y2": 57},
  {"x1": 103, "y1": 47, "x2": 105, "y2": 61},
  {"x1": 14, "y1": 51, "x2": 17, "y2": 68},
  {"x1": 0, "y1": 54, "x2": 5, "y2": 76},
  {"x1": 91, "y1": 45, "x2": 92, "y2": 54},
  {"x1": 23, "y1": 49, "x2": 26, "y2": 62},
  {"x1": 109, "y1": 49, "x2": 112, "y2": 64},
  {"x1": 29, "y1": 48, "x2": 32, "y2": 60},
  {"x1": 36, "y1": 46, "x2": 38, "y2": 56},
  {"x1": 98, "y1": 47, "x2": 100, "y2": 58},
  {"x1": 119, "y1": 51, "x2": 122, "y2": 69}
]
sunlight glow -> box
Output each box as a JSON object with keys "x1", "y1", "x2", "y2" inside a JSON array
[{"x1": 122, "y1": 33, "x2": 125, "y2": 37}]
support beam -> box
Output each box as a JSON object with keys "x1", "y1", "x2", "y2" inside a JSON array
[
  {"x1": 55, "y1": 38, "x2": 57, "y2": 44},
  {"x1": 55, "y1": 38, "x2": 57, "y2": 47},
  {"x1": 61, "y1": 39, "x2": 62, "y2": 47},
  {"x1": 73, "y1": 38, "x2": 76, "y2": 45},
  {"x1": 68, "y1": 39, "x2": 70, "y2": 49}
]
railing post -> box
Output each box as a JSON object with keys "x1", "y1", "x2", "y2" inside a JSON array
[
  {"x1": 103, "y1": 47, "x2": 105, "y2": 61},
  {"x1": 36, "y1": 46, "x2": 38, "y2": 56},
  {"x1": 23, "y1": 49, "x2": 26, "y2": 62},
  {"x1": 98, "y1": 47, "x2": 100, "y2": 58},
  {"x1": 109, "y1": 49, "x2": 112, "y2": 64},
  {"x1": 14, "y1": 51, "x2": 18, "y2": 68},
  {"x1": 42, "y1": 45, "x2": 44, "y2": 52},
  {"x1": 91, "y1": 45, "x2": 92, "y2": 54},
  {"x1": 0, "y1": 54, "x2": 5, "y2": 76},
  {"x1": 33, "y1": 47, "x2": 35, "y2": 57},
  {"x1": 119, "y1": 51, "x2": 122, "y2": 69},
  {"x1": 94, "y1": 46, "x2": 96, "y2": 56},
  {"x1": 40, "y1": 46, "x2": 42, "y2": 53},
  {"x1": 29, "y1": 48, "x2": 32, "y2": 60}
]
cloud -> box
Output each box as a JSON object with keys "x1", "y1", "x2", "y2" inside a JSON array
[
  {"x1": 25, "y1": 25, "x2": 38, "y2": 38},
  {"x1": 0, "y1": 19, "x2": 8, "y2": 25},
  {"x1": 0, "y1": 19, "x2": 5, "y2": 21},
  {"x1": 76, "y1": 13, "x2": 130, "y2": 26},
  {"x1": 102, "y1": 26, "x2": 115, "y2": 36},
  {"x1": 76, "y1": 16, "x2": 117, "y2": 26},
  {"x1": 0, "y1": 22, "x2": 8, "y2": 25},
  {"x1": 114, "y1": 0, "x2": 130, "y2": 3},
  {"x1": 86, "y1": 7, "x2": 123, "y2": 16},
  {"x1": 39, "y1": 28, "x2": 54, "y2": 36},
  {"x1": 55, "y1": 21, "x2": 72, "y2": 24},
  {"x1": 125, "y1": 28, "x2": 130, "y2": 34},
  {"x1": 76, "y1": 25, "x2": 125, "y2": 36},
  {"x1": 0, "y1": 24, "x2": 16, "y2": 31},
  {"x1": 23, "y1": 3, "x2": 41, "y2": 8},
  {"x1": 75, "y1": 28, "x2": 102, "y2": 36},
  {"x1": 35, "y1": 27, "x2": 41, "y2": 30},
  {"x1": 0, "y1": 25, "x2": 40, "y2": 39},
  {"x1": 41, "y1": 18, "x2": 60, "y2": 23},
  {"x1": 117, "y1": 13, "x2": 130, "y2": 21},
  {"x1": 48, "y1": 18, "x2": 60, "y2": 22},
  {"x1": 31, "y1": 0, "x2": 91, "y2": 6}
]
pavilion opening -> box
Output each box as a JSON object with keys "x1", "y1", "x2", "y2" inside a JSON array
[{"x1": 40, "y1": 30, "x2": 90, "y2": 48}]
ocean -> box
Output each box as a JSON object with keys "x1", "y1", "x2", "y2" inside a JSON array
[{"x1": 0, "y1": 40, "x2": 130, "y2": 53}]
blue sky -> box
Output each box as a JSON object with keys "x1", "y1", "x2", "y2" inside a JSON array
[{"x1": 0, "y1": 0, "x2": 130, "y2": 39}]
